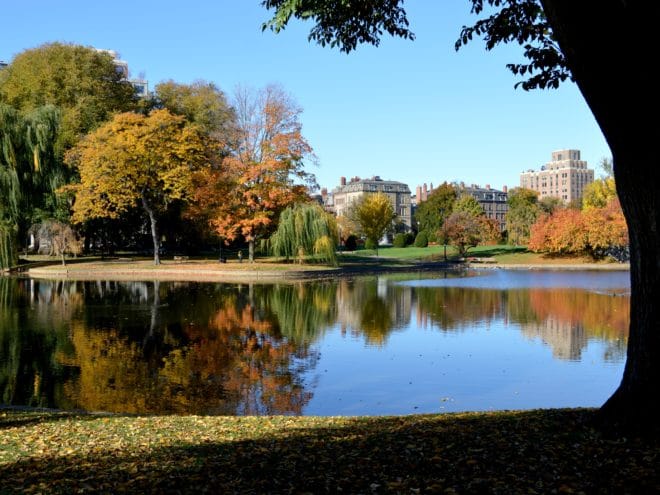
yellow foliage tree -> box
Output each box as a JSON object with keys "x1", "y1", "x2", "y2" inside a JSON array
[
  {"x1": 582, "y1": 177, "x2": 617, "y2": 210},
  {"x1": 65, "y1": 110, "x2": 211, "y2": 264}
]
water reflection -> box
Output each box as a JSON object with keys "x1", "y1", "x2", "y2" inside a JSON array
[{"x1": 0, "y1": 271, "x2": 629, "y2": 415}]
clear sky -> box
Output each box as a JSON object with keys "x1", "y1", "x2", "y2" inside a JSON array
[{"x1": 1, "y1": 1, "x2": 611, "y2": 193}]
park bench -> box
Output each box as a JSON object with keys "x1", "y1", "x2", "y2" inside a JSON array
[{"x1": 173, "y1": 255, "x2": 189, "y2": 263}]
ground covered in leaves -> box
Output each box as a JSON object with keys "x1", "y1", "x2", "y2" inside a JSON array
[{"x1": 1, "y1": 408, "x2": 658, "y2": 494}]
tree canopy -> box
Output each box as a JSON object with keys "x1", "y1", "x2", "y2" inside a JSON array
[
  {"x1": 197, "y1": 84, "x2": 317, "y2": 261},
  {"x1": 0, "y1": 104, "x2": 63, "y2": 269},
  {"x1": 0, "y1": 43, "x2": 136, "y2": 152},
  {"x1": 506, "y1": 187, "x2": 540, "y2": 245},
  {"x1": 65, "y1": 109, "x2": 210, "y2": 264},
  {"x1": 350, "y1": 192, "x2": 396, "y2": 253},
  {"x1": 414, "y1": 182, "x2": 456, "y2": 240},
  {"x1": 154, "y1": 80, "x2": 235, "y2": 140}
]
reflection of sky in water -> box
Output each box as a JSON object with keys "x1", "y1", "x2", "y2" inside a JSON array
[
  {"x1": 303, "y1": 315, "x2": 625, "y2": 416},
  {"x1": 396, "y1": 269, "x2": 630, "y2": 291},
  {"x1": 303, "y1": 270, "x2": 629, "y2": 416}
]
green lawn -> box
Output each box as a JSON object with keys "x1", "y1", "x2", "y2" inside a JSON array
[{"x1": 1, "y1": 408, "x2": 657, "y2": 494}]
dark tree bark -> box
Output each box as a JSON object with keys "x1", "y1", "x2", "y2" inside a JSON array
[{"x1": 542, "y1": 0, "x2": 660, "y2": 431}]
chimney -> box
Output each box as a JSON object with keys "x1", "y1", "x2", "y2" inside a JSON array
[
  {"x1": 486, "y1": 184, "x2": 490, "y2": 190},
  {"x1": 340, "y1": 176, "x2": 346, "y2": 186},
  {"x1": 321, "y1": 187, "x2": 328, "y2": 199},
  {"x1": 503, "y1": 185, "x2": 508, "y2": 193}
]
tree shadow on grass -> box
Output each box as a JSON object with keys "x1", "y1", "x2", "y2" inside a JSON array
[{"x1": 1, "y1": 409, "x2": 658, "y2": 494}]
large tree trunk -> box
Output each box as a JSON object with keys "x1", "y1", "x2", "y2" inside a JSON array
[
  {"x1": 142, "y1": 195, "x2": 160, "y2": 265},
  {"x1": 542, "y1": 1, "x2": 660, "y2": 431}
]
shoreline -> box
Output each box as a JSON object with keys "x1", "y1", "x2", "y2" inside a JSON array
[{"x1": 18, "y1": 258, "x2": 631, "y2": 282}]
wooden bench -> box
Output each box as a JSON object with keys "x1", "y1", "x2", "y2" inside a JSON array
[{"x1": 173, "y1": 255, "x2": 189, "y2": 263}]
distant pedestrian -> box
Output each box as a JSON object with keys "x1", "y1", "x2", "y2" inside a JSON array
[{"x1": 238, "y1": 250, "x2": 243, "y2": 263}]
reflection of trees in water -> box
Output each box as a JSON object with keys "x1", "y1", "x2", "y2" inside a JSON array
[
  {"x1": 0, "y1": 278, "x2": 79, "y2": 409},
  {"x1": 1, "y1": 277, "x2": 631, "y2": 413},
  {"x1": 266, "y1": 281, "x2": 338, "y2": 342},
  {"x1": 415, "y1": 287, "x2": 504, "y2": 332},
  {"x1": 56, "y1": 282, "x2": 317, "y2": 415},
  {"x1": 415, "y1": 286, "x2": 629, "y2": 361},
  {"x1": 522, "y1": 289, "x2": 628, "y2": 361},
  {"x1": 335, "y1": 278, "x2": 412, "y2": 346}
]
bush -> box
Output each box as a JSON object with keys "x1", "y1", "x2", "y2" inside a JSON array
[
  {"x1": 393, "y1": 233, "x2": 408, "y2": 248},
  {"x1": 364, "y1": 238, "x2": 377, "y2": 250},
  {"x1": 414, "y1": 231, "x2": 429, "y2": 247},
  {"x1": 344, "y1": 235, "x2": 358, "y2": 251}
]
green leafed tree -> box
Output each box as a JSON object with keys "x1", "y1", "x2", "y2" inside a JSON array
[
  {"x1": 350, "y1": 192, "x2": 396, "y2": 255},
  {"x1": 260, "y1": 0, "x2": 659, "y2": 430},
  {"x1": 0, "y1": 43, "x2": 137, "y2": 154},
  {"x1": 414, "y1": 182, "x2": 457, "y2": 241},
  {"x1": 154, "y1": 80, "x2": 235, "y2": 141},
  {"x1": 269, "y1": 202, "x2": 339, "y2": 265},
  {"x1": 64, "y1": 110, "x2": 211, "y2": 265},
  {"x1": 0, "y1": 104, "x2": 64, "y2": 269},
  {"x1": 506, "y1": 187, "x2": 540, "y2": 245}
]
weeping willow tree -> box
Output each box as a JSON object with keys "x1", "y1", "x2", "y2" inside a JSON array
[
  {"x1": 269, "y1": 203, "x2": 339, "y2": 266},
  {"x1": 0, "y1": 103, "x2": 63, "y2": 269}
]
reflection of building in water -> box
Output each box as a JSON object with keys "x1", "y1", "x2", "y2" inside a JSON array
[{"x1": 520, "y1": 318, "x2": 587, "y2": 361}]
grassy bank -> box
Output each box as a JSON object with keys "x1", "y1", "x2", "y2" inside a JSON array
[{"x1": 1, "y1": 408, "x2": 657, "y2": 494}]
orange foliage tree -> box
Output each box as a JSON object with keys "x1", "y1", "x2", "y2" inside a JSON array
[
  {"x1": 195, "y1": 85, "x2": 317, "y2": 261},
  {"x1": 528, "y1": 208, "x2": 586, "y2": 255},
  {"x1": 529, "y1": 199, "x2": 628, "y2": 258}
]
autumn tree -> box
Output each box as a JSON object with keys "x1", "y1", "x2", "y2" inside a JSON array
[
  {"x1": 583, "y1": 198, "x2": 628, "y2": 259},
  {"x1": 414, "y1": 182, "x2": 457, "y2": 241},
  {"x1": 528, "y1": 209, "x2": 586, "y2": 255},
  {"x1": 199, "y1": 84, "x2": 317, "y2": 262},
  {"x1": 269, "y1": 202, "x2": 339, "y2": 265},
  {"x1": 65, "y1": 109, "x2": 210, "y2": 264},
  {"x1": 0, "y1": 42, "x2": 136, "y2": 153},
  {"x1": 582, "y1": 177, "x2": 617, "y2": 210},
  {"x1": 260, "y1": 0, "x2": 660, "y2": 429},
  {"x1": 444, "y1": 210, "x2": 499, "y2": 258},
  {"x1": 505, "y1": 187, "x2": 540, "y2": 245},
  {"x1": 529, "y1": 199, "x2": 627, "y2": 259},
  {"x1": 350, "y1": 192, "x2": 396, "y2": 255}
]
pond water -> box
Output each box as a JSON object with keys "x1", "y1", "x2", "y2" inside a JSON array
[{"x1": 0, "y1": 269, "x2": 629, "y2": 416}]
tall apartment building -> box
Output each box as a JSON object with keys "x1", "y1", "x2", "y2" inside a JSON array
[
  {"x1": 520, "y1": 149, "x2": 594, "y2": 203},
  {"x1": 330, "y1": 176, "x2": 412, "y2": 231}
]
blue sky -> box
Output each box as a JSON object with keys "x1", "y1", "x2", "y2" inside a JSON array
[{"x1": 1, "y1": 1, "x2": 610, "y2": 193}]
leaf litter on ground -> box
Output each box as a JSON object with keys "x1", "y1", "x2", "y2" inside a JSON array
[{"x1": 0, "y1": 407, "x2": 658, "y2": 494}]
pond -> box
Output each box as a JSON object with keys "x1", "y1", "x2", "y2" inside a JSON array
[{"x1": 0, "y1": 269, "x2": 630, "y2": 416}]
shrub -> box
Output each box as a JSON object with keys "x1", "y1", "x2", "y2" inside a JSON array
[
  {"x1": 393, "y1": 233, "x2": 408, "y2": 248},
  {"x1": 364, "y1": 238, "x2": 377, "y2": 251},
  {"x1": 414, "y1": 231, "x2": 429, "y2": 248}
]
